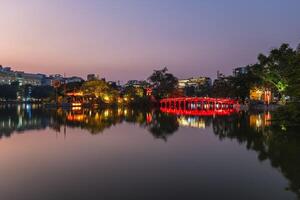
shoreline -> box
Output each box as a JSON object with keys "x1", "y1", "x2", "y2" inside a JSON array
[{"x1": 0, "y1": 101, "x2": 282, "y2": 111}]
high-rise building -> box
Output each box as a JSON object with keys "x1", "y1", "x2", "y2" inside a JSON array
[{"x1": 233, "y1": 67, "x2": 249, "y2": 77}]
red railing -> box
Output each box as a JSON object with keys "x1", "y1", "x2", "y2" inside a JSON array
[{"x1": 160, "y1": 97, "x2": 239, "y2": 116}]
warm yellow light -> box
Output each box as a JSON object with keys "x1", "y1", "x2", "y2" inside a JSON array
[
  {"x1": 256, "y1": 89, "x2": 263, "y2": 94},
  {"x1": 117, "y1": 108, "x2": 122, "y2": 115},
  {"x1": 72, "y1": 102, "x2": 82, "y2": 107},
  {"x1": 94, "y1": 112, "x2": 100, "y2": 120},
  {"x1": 67, "y1": 114, "x2": 85, "y2": 121},
  {"x1": 117, "y1": 98, "x2": 123, "y2": 104},
  {"x1": 67, "y1": 92, "x2": 84, "y2": 96},
  {"x1": 104, "y1": 110, "x2": 110, "y2": 117},
  {"x1": 103, "y1": 95, "x2": 110, "y2": 103},
  {"x1": 72, "y1": 107, "x2": 82, "y2": 111}
]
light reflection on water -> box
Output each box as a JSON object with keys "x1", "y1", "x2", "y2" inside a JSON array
[{"x1": 0, "y1": 105, "x2": 299, "y2": 200}]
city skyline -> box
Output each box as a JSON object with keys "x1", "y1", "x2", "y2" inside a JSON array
[{"x1": 0, "y1": 0, "x2": 300, "y2": 81}]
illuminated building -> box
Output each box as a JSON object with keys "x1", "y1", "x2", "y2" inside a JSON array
[
  {"x1": 0, "y1": 66, "x2": 44, "y2": 86},
  {"x1": 178, "y1": 77, "x2": 211, "y2": 89},
  {"x1": 146, "y1": 88, "x2": 152, "y2": 96},
  {"x1": 178, "y1": 77, "x2": 212, "y2": 96},
  {"x1": 250, "y1": 87, "x2": 272, "y2": 104},
  {"x1": 16, "y1": 72, "x2": 44, "y2": 86},
  {"x1": 0, "y1": 66, "x2": 84, "y2": 87}
]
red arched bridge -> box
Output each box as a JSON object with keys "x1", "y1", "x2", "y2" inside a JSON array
[{"x1": 160, "y1": 97, "x2": 239, "y2": 116}]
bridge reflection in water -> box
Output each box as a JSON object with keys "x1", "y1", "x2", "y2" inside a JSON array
[{"x1": 160, "y1": 97, "x2": 238, "y2": 116}]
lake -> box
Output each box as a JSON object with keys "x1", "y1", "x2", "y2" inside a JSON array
[{"x1": 0, "y1": 104, "x2": 299, "y2": 200}]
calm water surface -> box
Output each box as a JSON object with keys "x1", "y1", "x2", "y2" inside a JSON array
[{"x1": 0, "y1": 105, "x2": 299, "y2": 200}]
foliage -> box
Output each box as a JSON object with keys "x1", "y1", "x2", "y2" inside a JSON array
[
  {"x1": 211, "y1": 77, "x2": 235, "y2": 98},
  {"x1": 121, "y1": 85, "x2": 153, "y2": 107},
  {"x1": 0, "y1": 83, "x2": 55, "y2": 101},
  {"x1": 212, "y1": 65, "x2": 262, "y2": 100},
  {"x1": 272, "y1": 103, "x2": 300, "y2": 128},
  {"x1": 212, "y1": 43, "x2": 300, "y2": 103},
  {"x1": 0, "y1": 84, "x2": 17, "y2": 100},
  {"x1": 185, "y1": 83, "x2": 211, "y2": 97},
  {"x1": 254, "y1": 44, "x2": 300, "y2": 102},
  {"x1": 63, "y1": 82, "x2": 84, "y2": 93},
  {"x1": 123, "y1": 85, "x2": 142, "y2": 99},
  {"x1": 232, "y1": 66, "x2": 263, "y2": 100},
  {"x1": 81, "y1": 80, "x2": 119, "y2": 104},
  {"x1": 31, "y1": 86, "x2": 55, "y2": 100},
  {"x1": 148, "y1": 67, "x2": 178, "y2": 99}
]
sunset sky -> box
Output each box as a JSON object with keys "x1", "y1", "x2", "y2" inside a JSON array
[{"x1": 0, "y1": 0, "x2": 299, "y2": 82}]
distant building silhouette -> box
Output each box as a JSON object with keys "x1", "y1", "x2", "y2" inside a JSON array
[
  {"x1": 233, "y1": 66, "x2": 249, "y2": 77},
  {"x1": 0, "y1": 66, "x2": 83, "y2": 86}
]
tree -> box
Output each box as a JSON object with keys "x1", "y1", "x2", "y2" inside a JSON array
[
  {"x1": 287, "y1": 50, "x2": 300, "y2": 100},
  {"x1": 254, "y1": 44, "x2": 297, "y2": 103},
  {"x1": 31, "y1": 86, "x2": 55, "y2": 100},
  {"x1": 148, "y1": 67, "x2": 178, "y2": 99},
  {"x1": 231, "y1": 65, "x2": 262, "y2": 100},
  {"x1": 81, "y1": 80, "x2": 109, "y2": 97},
  {"x1": 0, "y1": 85, "x2": 17, "y2": 100},
  {"x1": 81, "y1": 80, "x2": 119, "y2": 104},
  {"x1": 64, "y1": 82, "x2": 84, "y2": 93},
  {"x1": 211, "y1": 77, "x2": 235, "y2": 98}
]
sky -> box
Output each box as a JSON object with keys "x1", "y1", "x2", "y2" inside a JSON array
[{"x1": 0, "y1": 0, "x2": 299, "y2": 82}]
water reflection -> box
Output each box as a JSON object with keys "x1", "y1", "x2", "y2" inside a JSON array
[
  {"x1": 177, "y1": 116, "x2": 211, "y2": 129},
  {"x1": 0, "y1": 105, "x2": 300, "y2": 198},
  {"x1": 0, "y1": 105, "x2": 179, "y2": 141},
  {"x1": 211, "y1": 111, "x2": 300, "y2": 198},
  {"x1": 175, "y1": 111, "x2": 300, "y2": 198}
]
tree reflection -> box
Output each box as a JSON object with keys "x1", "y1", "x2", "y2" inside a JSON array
[
  {"x1": 212, "y1": 111, "x2": 300, "y2": 198},
  {"x1": 0, "y1": 106, "x2": 299, "y2": 197},
  {"x1": 0, "y1": 106, "x2": 179, "y2": 141},
  {"x1": 159, "y1": 109, "x2": 300, "y2": 198},
  {"x1": 146, "y1": 110, "x2": 178, "y2": 141}
]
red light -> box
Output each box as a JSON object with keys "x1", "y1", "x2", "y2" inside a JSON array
[{"x1": 159, "y1": 97, "x2": 238, "y2": 116}]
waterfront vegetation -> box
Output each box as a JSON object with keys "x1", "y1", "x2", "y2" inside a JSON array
[
  {"x1": 212, "y1": 43, "x2": 300, "y2": 102},
  {"x1": 212, "y1": 43, "x2": 300, "y2": 129},
  {"x1": 0, "y1": 43, "x2": 300, "y2": 129}
]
